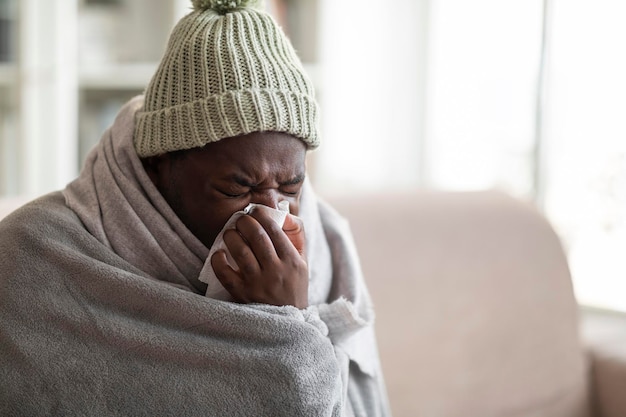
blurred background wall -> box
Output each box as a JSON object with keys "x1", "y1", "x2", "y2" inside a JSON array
[{"x1": 1, "y1": 0, "x2": 625, "y2": 313}]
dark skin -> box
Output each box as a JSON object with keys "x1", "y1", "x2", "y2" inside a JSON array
[{"x1": 142, "y1": 132, "x2": 309, "y2": 308}]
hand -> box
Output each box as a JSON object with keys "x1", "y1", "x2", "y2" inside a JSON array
[{"x1": 210, "y1": 207, "x2": 309, "y2": 308}]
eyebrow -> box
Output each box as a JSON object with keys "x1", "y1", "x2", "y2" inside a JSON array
[
  {"x1": 280, "y1": 174, "x2": 306, "y2": 186},
  {"x1": 227, "y1": 173, "x2": 306, "y2": 187}
]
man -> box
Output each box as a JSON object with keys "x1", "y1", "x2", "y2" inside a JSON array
[{"x1": 0, "y1": 1, "x2": 390, "y2": 416}]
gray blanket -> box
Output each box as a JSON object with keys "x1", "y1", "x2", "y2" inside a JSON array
[{"x1": 0, "y1": 97, "x2": 389, "y2": 416}]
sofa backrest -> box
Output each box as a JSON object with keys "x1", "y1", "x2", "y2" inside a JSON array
[{"x1": 325, "y1": 190, "x2": 591, "y2": 417}]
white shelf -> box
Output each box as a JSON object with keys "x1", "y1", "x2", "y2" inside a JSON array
[
  {"x1": 79, "y1": 62, "x2": 157, "y2": 90},
  {"x1": 79, "y1": 62, "x2": 321, "y2": 92}
]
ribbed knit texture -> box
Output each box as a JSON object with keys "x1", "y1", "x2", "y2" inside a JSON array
[{"x1": 134, "y1": 6, "x2": 319, "y2": 158}]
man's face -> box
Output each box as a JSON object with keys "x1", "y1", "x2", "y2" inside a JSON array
[{"x1": 143, "y1": 132, "x2": 307, "y2": 249}]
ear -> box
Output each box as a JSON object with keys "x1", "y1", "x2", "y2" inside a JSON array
[{"x1": 141, "y1": 155, "x2": 171, "y2": 189}]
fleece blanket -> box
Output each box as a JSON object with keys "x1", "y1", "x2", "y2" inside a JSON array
[{"x1": 0, "y1": 97, "x2": 389, "y2": 416}]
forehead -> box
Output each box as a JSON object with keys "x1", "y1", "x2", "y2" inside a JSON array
[{"x1": 182, "y1": 132, "x2": 307, "y2": 176}]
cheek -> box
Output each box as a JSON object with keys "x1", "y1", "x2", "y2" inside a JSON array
[
  {"x1": 188, "y1": 210, "x2": 231, "y2": 249},
  {"x1": 200, "y1": 202, "x2": 250, "y2": 247},
  {"x1": 163, "y1": 162, "x2": 250, "y2": 248},
  {"x1": 164, "y1": 183, "x2": 230, "y2": 248}
]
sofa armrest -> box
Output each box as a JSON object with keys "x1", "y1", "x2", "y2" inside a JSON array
[{"x1": 581, "y1": 308, "x2": 626, "y2": 417}]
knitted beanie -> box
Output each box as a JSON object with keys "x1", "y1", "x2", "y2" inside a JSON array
[{"x1": 133, "y1": 0, "x2": 319, "y2": 158}]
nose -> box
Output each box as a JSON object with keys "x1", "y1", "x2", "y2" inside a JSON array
[{"x1": 251, "y1": 190, "x2": 280, "y2": 209}]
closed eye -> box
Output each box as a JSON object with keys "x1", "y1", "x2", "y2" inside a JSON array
[
  {"x1": 218, "y1": 175, "x2": 254, "y2": 198},
  {"x1": 221, "y1": 191, "x2": 247, "y2": 198},
  {"x1": 280, "y1": 175, "x2": 305, "y2": 196},
  {"x1": 219, "y1": 186, "x2": 250, "y2": 198}
]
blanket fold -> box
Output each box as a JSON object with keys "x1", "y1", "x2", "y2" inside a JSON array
[{"x1": 0, "y1": 96, "x2": 390, "y2": 417}]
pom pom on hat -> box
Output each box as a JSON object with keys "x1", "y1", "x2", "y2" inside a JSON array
[
  {"x1": 191, "y1": 0, "x2": 261, "y2": 14},
  {"x1": 134, "y1": 0, "x2": 319, "y2": 157}
]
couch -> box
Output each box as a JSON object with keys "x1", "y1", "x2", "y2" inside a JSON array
[
  {"x1": 325, "y1": 190, "x2": 626, "y2": 417},
  {"x1": 2, "y1": 191, "x2": 626, "y2": 417}
]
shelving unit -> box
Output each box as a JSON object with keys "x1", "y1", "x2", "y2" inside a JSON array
[
  {"x1": 0, "y1": 74, "x2": 16, "y2": 196},
  {"x1": 0, "y1": 0, "x2": 18, "y2": 196},
  {"x1": 75, "y1": 0, "x2": 186, "y2": 166},
  {"x1": 79, "y1": 63, "x2": 156, "y2": 90},
  {"x1": 0, "y1": 64, "x2": 15, "y2": 87},
  {"x1": 0, "y1": 0, "x2": 321, "y2": 197}
]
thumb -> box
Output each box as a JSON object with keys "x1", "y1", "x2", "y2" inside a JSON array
[{"x1": 283, "y1": 214, "x2": 306, "y2": 256}]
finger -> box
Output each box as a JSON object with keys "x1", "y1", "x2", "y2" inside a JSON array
[
  {"x1": 282, "y1": 214, "x2": 306, "y2": 256},
  {"x1": 234, "y1": 215, "x2": 278, "y2": 267},
  {"x1": 222, "y1": 228, "x2": 261, "y2": 278},
  {"x1": 210, "y1": 250, "x2": 248, "y2": 302},
  {"x1": 249, "y1": 208, "x2": 301, "y2": 260}
]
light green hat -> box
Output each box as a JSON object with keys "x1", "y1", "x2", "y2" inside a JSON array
[{"x1": 134, "y1": 0, "x2": 319, "y2": 158}]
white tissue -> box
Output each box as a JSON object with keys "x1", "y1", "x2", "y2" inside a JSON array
[{"x1": 200, "y1": 201, "x2": 290, "y2": 300}]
